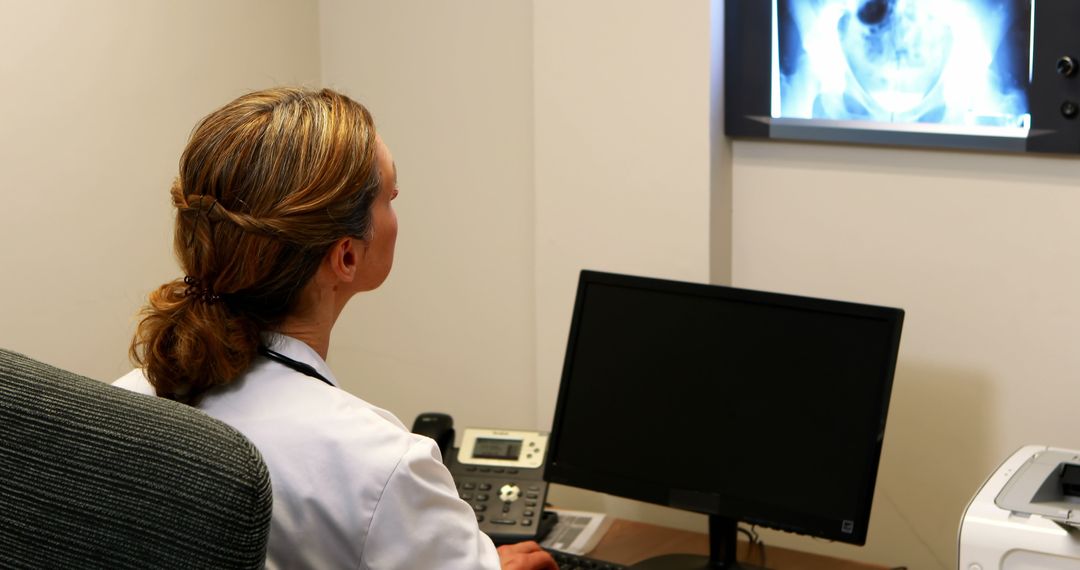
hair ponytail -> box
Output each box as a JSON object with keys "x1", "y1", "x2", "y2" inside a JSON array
[
  {"x1": 131, "y1": 280, "x2": 260, "y2": 404},
  {"x1": 131, "y1": 87, "x2": 381, "y2": 404}
]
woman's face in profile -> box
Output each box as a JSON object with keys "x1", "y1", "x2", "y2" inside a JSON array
[{"x1": 356, "y1": 135, "x2": 399, "y2": 291}]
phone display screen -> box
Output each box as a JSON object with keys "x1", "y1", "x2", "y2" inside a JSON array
[{"x1": 472, "y1": 438, "x2": 522, "y2": 460}]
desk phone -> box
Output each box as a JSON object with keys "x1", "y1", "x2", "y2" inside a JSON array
[{"x1": 412, "y1": 413, "x2": 553, "y2": 545}]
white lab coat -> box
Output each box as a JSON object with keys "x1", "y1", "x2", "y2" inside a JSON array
[{"x1": 114, "y1": 334, "x2": 500, "y2": 570}]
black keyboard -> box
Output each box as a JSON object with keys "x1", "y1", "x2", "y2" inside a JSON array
[{"x1": 545, "y1": 548, "x2": 627, "y2": 570}]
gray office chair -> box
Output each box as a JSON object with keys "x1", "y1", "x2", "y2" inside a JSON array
[{"x1": 0, "y1": 348, "x2": 273, "y2": 569}]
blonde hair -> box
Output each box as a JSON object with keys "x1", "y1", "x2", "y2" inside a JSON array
[{"x1": 131, "y1": 87, "x2": 380, "y2": 404}]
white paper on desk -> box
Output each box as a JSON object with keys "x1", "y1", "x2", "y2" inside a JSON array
[{"x1": 539, "y1": 508, "x2": 614, "y2": 555}]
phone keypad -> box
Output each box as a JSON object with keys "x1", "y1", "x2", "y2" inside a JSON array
[
  {"x1": 448, "y1": 445, "x2": 548, "y2": 544},
  {"x1": 458, "y1": 477, "x2": 543, "y2": 530}
]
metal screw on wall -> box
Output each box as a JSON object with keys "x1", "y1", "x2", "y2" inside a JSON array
[
  {"x1": 1062, "y1": 100, "x2": 1079, "y2": 120},
  {"x1": 1057, "y1": 56, "x2": 1077, "y2": 77}
]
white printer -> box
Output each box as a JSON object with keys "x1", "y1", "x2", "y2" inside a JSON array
[{"x1": 959, "y1": 445, "x2": 1080, "y2": 569}]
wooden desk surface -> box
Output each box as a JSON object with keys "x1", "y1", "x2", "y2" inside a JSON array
[{"x1": 586, "y1": 519, "x2": 890, "y2": 570}]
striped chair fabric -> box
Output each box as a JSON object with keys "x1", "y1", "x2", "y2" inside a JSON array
[{"x1": 0, "y1": 348, "x2": 272, "y2": 569}]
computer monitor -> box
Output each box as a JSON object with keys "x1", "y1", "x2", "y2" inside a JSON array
[{"x1": 544, "y1": 271, "x2": 904, "y2": 569}]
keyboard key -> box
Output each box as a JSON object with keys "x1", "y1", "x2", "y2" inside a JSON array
[{"x1": 545, "y1": 549, "x2": 627, "y2": 570}]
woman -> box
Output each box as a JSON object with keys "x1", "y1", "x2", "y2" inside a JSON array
[{"x1": 115, "y1": 87, "x2": 556, "y2": 570}]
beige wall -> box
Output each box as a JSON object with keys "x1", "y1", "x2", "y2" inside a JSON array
[
  {"x1": 532, "y1": 0, "x2": 719, "y2": 532},
  {"x1": 533, "y1": 0, "x2": 714, "y2": 430},
  {"x1": 0, "y1": 0, "x2": 320, "y2": 380},
  {"x1": 318, "y1": 0, "x2": 537, "y2": 431}
]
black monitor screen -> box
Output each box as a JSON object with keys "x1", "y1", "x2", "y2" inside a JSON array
[{"x1": 544, "y1": 271, "x2": 904, "y2": 546}]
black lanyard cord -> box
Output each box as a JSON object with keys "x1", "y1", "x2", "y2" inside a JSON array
[{"x1": 257, "y1": 345, "x2": 335, "y2": 387}]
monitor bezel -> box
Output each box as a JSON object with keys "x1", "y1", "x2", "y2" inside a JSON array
[{"x1": 543, "y1": 270, "x2": 905, "y2": 545}]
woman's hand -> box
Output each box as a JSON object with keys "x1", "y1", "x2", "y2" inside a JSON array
[{"x1": 497, "y1": 540, "x2": 558, "y2": 570}]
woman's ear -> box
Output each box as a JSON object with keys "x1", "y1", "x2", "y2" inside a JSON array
[{"x1": 326, "y1": 236, "x2": 360, "y2": 283}]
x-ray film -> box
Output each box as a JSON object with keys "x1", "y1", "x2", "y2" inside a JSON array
[{"x1": 775, "y1": 0, "x2": 1032, "y2": 136}]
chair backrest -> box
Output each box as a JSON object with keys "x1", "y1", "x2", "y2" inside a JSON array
[{"x1": 0, "y1": 348, "x2": 272, "y2": 569}]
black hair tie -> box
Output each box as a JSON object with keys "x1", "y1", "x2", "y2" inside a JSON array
[{"x1": 183, "y1": 275, "x2": 222, "y2": 304}]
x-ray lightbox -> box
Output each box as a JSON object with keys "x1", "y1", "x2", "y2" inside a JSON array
[{"x1": 725, "y1": 0, "x2": 1080, "y2": 154}]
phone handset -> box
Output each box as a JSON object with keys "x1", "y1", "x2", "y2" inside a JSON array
[
  {"x1": 411, "y1": 413, "x2": 556, "y2": 545},
  {"x1": 410, "y1": 412, "x2": 455, "y2": 462}
]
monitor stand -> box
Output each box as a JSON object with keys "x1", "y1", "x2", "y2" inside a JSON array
[{"x1": 628, "y1": 515, "x2": 768, "y2": 570}]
